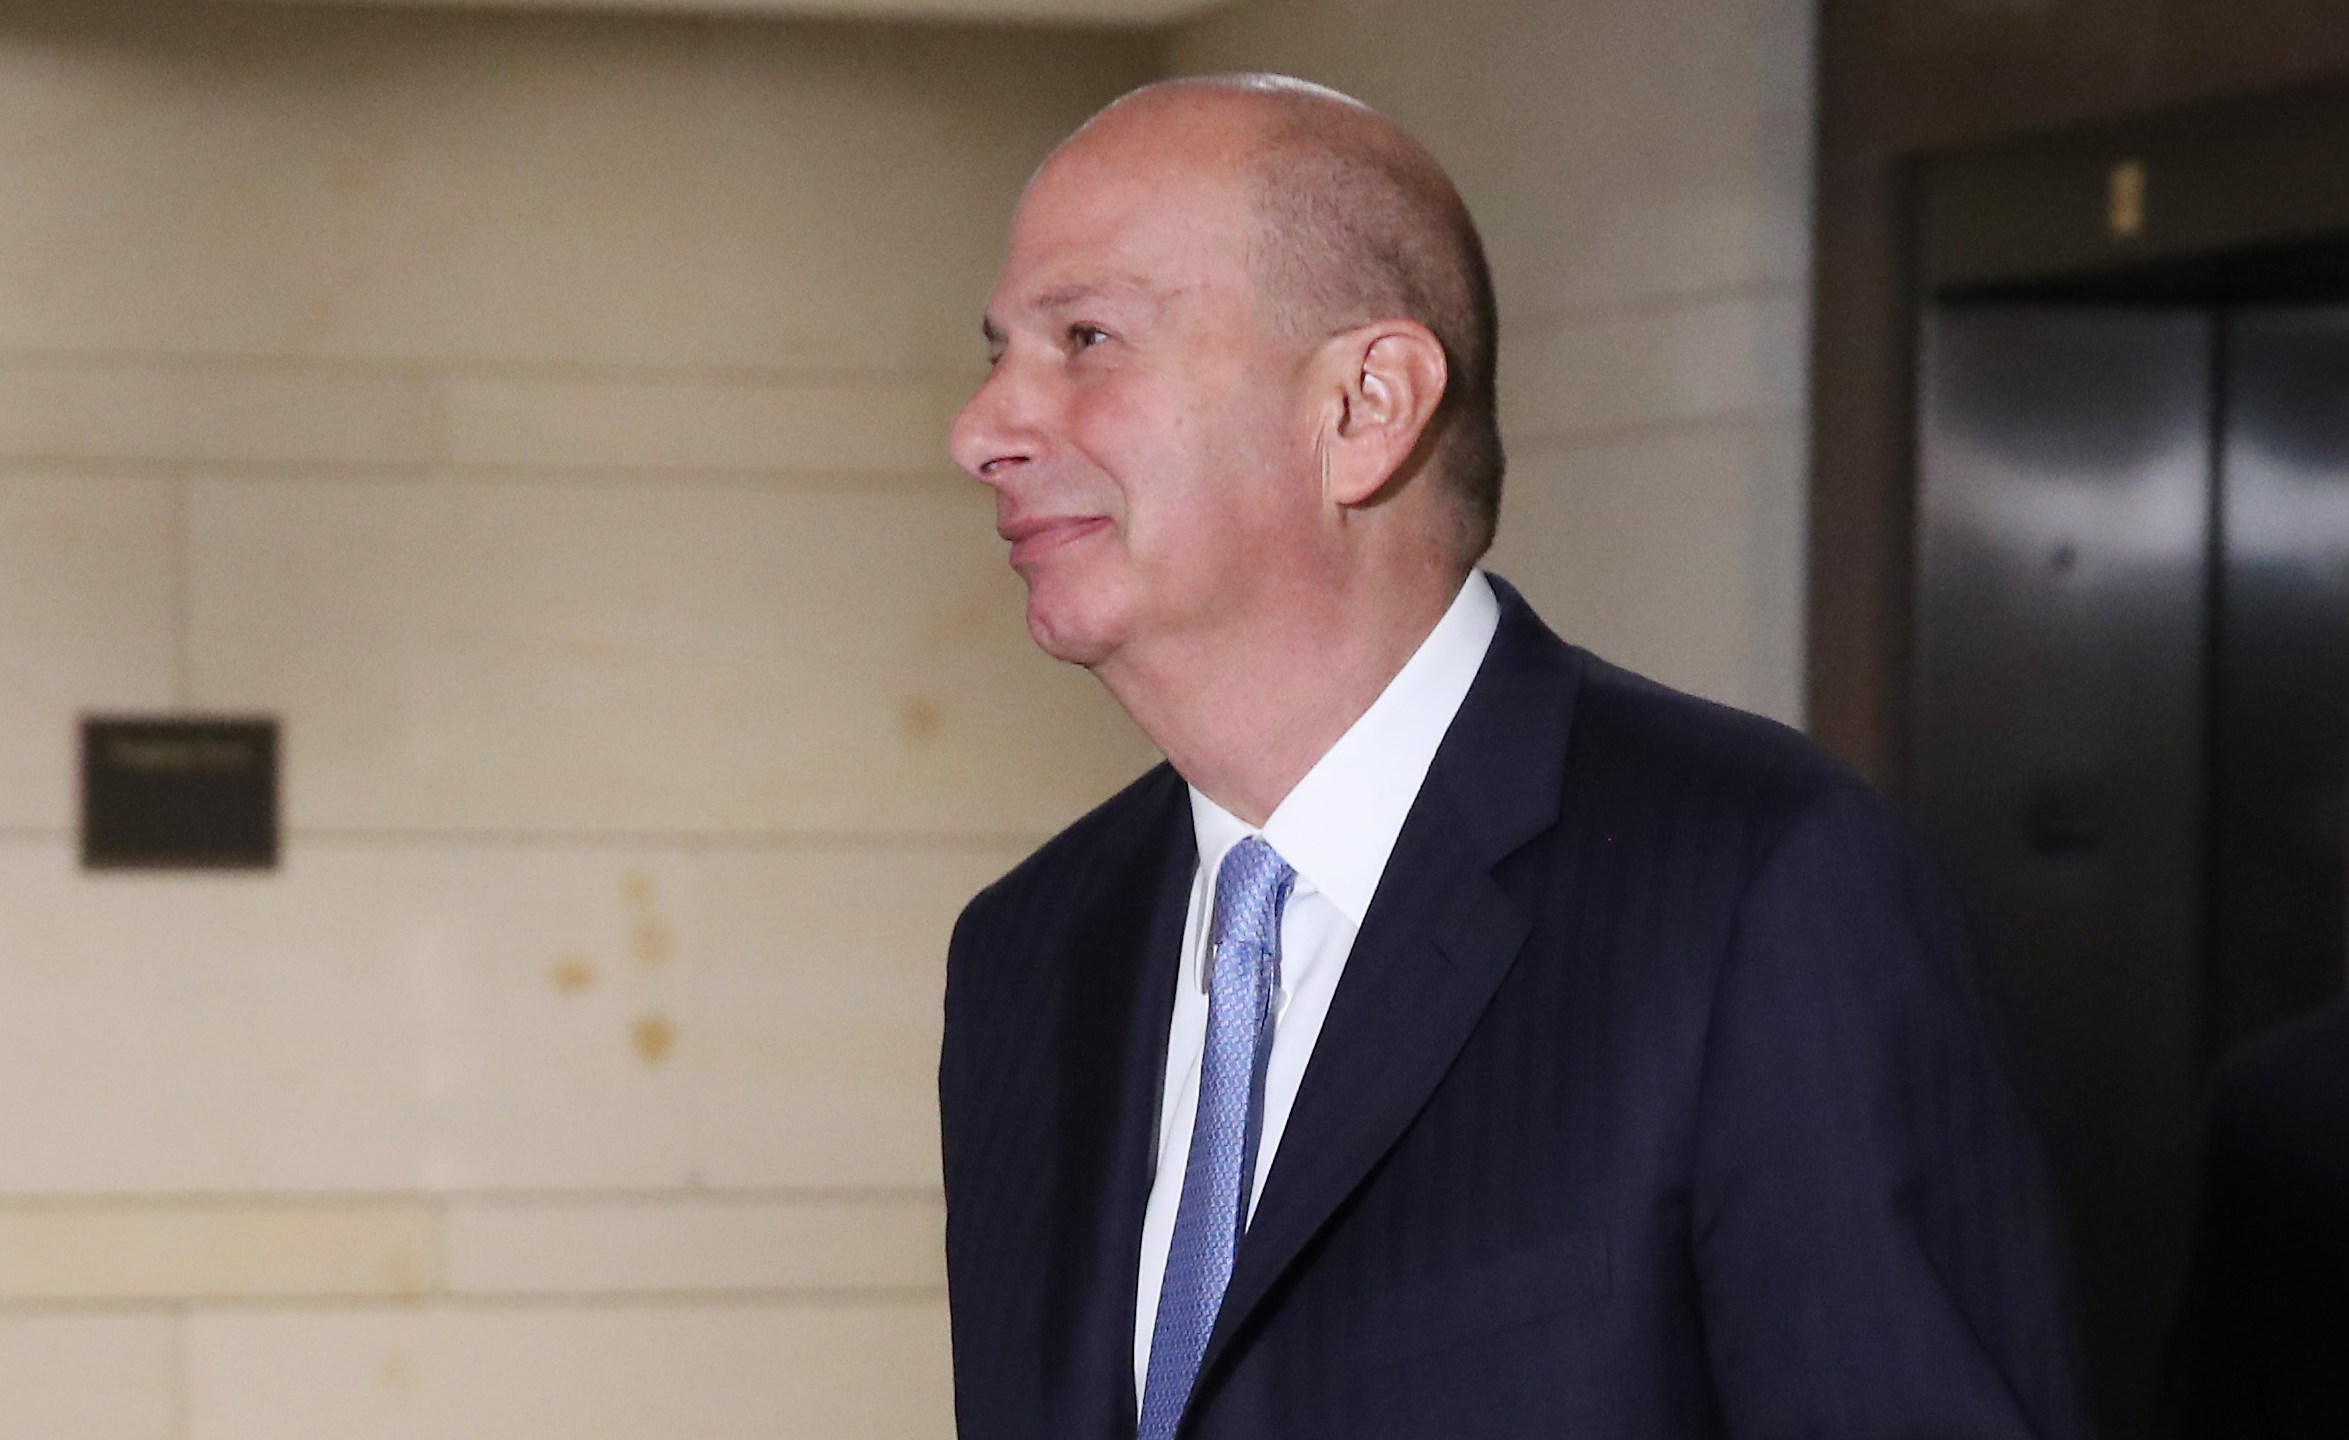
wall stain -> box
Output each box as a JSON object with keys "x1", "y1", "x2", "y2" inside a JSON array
[
  {"x1": 920, "y1": 586, "x2": 996, "y2": 658},
  {"x1": 379, "y1": 1352, "x2": 415, "y2": 1395},
  {"x1": 631, "y1": 917, "x2": 674, "y2": 968},
  {"x1": 899, "y1": 695, "x2": 946, "y2": 744},
  {"x1": 382, "y1": 1251, "x2": 428, "y2": 1300},
  {"x1": 633, "y1": 1014, "x2": 677, "y2": 1066},
  {"x1": 549, "y1": 954, "x2": 597, "y2": 994},
  {"x1": 621, "y1": 870, "x2": 675, "y2": 967}
]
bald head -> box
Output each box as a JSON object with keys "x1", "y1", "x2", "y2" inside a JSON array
[{"x1": 1059, "y1": 76, "x2": 1505, "y2": 566}]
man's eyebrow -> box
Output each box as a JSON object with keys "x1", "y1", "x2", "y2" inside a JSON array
[{"x1": 1033, "y1": 283, "x2": 1111, "y2": 311}]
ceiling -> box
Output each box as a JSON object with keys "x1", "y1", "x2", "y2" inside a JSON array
[{"x1": 248, "y1": 0, "x2": 1231, "y2": 24}]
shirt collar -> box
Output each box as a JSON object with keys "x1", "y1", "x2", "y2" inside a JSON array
[{"x1": 1188, "y1": 569, "x2": 1501, "y2": 931}]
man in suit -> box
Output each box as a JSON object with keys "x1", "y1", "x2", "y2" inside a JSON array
[
  {"x1": 2168, "y1": 999, "x2": 2349, "y2": 1438},
  {"x1": 940, "y1": 73, "x2": 2085, "y2": 1438}
]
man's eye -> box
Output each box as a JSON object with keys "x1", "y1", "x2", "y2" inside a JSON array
[{"x1": 1069, "y1": 324, "x2": 1110, "y2": 351}]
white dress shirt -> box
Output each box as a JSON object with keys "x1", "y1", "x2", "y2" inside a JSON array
[{"x1": 1132, "y1": 570, "x2": 1502, "y2": 1402}]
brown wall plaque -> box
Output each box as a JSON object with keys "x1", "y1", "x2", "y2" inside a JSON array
[{"x1": 80, "y1": 717, "x2": 279, "y2": 871}]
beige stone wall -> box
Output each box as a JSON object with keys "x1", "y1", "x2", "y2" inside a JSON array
[
  {"x1": 1174, "y1": 0, "x2": 1816, "y2": 723},
  {"x1": 0, "y1": 4, "x2": 1158, "y2": 1435},
  {"x1": 0, "y1": 0, "x2": 1813, "y2": 1434}
]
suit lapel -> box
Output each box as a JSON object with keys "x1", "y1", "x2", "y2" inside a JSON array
[
  {"x1": 1036, "y1": 771, "x2": 1195, "y2": 1436},
  {"x1": 1195, "y1": 581, "x2": 1586, "y2": 1388}
]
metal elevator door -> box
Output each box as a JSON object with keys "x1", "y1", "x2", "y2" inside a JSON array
[
  {"x1": 2210, "y1": 312, "x2": 2349, "y2": 1051},
  {"x1": 1914, "y1": 305, "x2": 2349, "y2": 1436}
]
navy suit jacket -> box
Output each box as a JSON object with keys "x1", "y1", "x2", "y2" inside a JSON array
[{"x1": 940, "y1": 580, "x2": 2086, "y2": 1438}]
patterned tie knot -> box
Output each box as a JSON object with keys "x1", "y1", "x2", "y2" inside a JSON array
[{"x1": 1212, "y1": 835, "x2": 1294, "y2": 960}]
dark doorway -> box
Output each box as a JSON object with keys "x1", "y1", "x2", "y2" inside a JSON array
[{"x1": 1910, "y1": 103, "x2": 2349, "y2": 1440}]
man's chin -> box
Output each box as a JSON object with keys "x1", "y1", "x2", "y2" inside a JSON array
[{"x1": 1024, "y1": 597, "x2": 1121, "y2": 670}]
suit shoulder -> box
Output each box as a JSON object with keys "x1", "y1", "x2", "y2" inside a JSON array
[
  {"x1": 1567, "y1": 649, "x2": 1867, "y2": 827},
  {"x1": 957, "y1": 760, "x2": 1186, "y2": 938}
]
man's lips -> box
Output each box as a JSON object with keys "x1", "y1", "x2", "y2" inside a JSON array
[{"x1": 1000, "y1": 515, "x2": 1111, "y2": 568}]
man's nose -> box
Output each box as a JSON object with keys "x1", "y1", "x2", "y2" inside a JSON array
[{"x1": 949, "y1": 363, "x2": 1043, "y2": 485}]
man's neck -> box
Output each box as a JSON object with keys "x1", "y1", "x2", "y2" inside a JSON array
[{"x1": 1099, "y1": 566, "x2": 1466, "y2": 827}]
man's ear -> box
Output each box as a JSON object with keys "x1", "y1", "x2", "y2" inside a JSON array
[{"x1": 1317, "y1": 321, "x2": 1449, "y2": 508}]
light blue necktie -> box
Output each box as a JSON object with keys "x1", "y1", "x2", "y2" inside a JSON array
[{"x1": 1139, "y1": 834, "x2": 1294, "y2": 1440}]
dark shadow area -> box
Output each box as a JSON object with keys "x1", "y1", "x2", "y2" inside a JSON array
[{"x1": 2168, "y1": 1000, "x2": 2349, "y2": 1440}]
